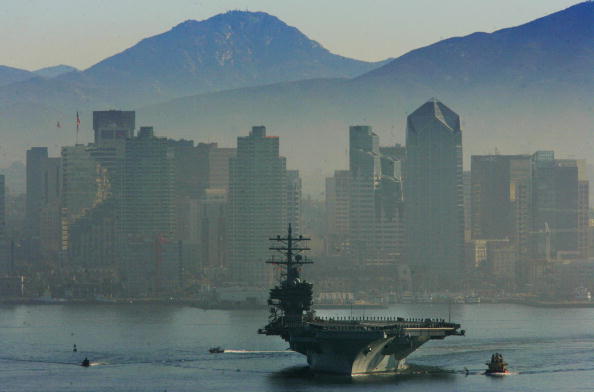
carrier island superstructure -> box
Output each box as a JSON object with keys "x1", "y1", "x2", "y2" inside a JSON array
[{"x1": 258, "y1": 225, "x2": 465, "y2": 375}]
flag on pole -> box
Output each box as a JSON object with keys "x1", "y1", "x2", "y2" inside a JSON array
[{"x1": 75, "y1": 111, "x2": 81, "y2": 145}]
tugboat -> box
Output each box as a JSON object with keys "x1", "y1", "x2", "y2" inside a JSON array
[
  {"x1": 81, "y1": 357, "x2": 90, "y2": 367},
  {"x1": 485, "y1": 353, "x2": 510, "y2": 376},
  {"x1": 258, "y1": 225, "x2": 465, "y2": 375},
  {"x1": 208, "y1": 346, "x2": 224, "y2": 354}
]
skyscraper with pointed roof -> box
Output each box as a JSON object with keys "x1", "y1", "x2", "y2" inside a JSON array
[{"x1": 404, "y1": 99, "x2": 464, "y2": 290}]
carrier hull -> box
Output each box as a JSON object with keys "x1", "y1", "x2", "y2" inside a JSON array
[
  {"x1": 284, "y1": 320, "x2": 457, "y2": 375},
  {"x1": 303, "y1": 336, "x2": 426, "y2": 375}
]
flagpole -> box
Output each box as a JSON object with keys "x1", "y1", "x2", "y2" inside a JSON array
[{"x1": 76, "y1": 111, "x2": 80, "y2": 145}]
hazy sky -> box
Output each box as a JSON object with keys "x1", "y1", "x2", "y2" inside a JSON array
[{"x1": 0, "y1": 0, "x2": 581, "y2": 71}]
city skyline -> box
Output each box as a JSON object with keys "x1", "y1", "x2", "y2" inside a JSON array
[{"x1": 9, "y1": 104, "x2": 592, "y2": 298}]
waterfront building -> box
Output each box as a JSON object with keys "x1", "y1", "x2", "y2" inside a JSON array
[
  {"x1": 123, "y1": 126, "x2": 176, "y2": 239},
  {"x1": 25, "y1": 148, "x2": 62, "y2": 264},
  {"x1": 0, "y1": 175, "x2": 5, "y2": 274},
  {"x1": 375, "y1": 158, "x2": 403, "y2": 264},
  {"x1": 25, "y1": 147, "x2": 48, "y2": 262},
  {"x1": 39, "y1": 157, "x2": 62, "y2": 261},
  {"x1": 198, "y1": 188, "x2": 227, "y2": 283},
  {"x1": 471, "y1": 155, "x2": 533, "y2": 240},
  {"x1": 348, "y1": 125, "x2": 380, "y2": 259},
  {"x1": 486, "y1": 239, "x2": 517, "y2": 289},
  {"x1": 122, "y1": 127, "x2": 177, "y2": 295},
  {"x1": 470, "y1": 154, "x2": 532, "y2": 287},
  {"x1": 463, "y1": 171, "x2": 472, "y2": 241},
  {"x1": 404, "y1": 99, "x2": 465, "y2": 290},
  {"x1": 228, "y1": 126, "x2": 287, "y2": 286},
  {"x1": 325, "y1": 170, "x2": 350, "y2": 254},
  {"x1": 61, "y1": 145, "x2": 110, "y2": 255},
  {"x1": 531, "y1": 152, "x2": 588, "y2": 260},
  {"x1": 326, "y1": 133, "x2": 404, "y2": 268},
  {"x1": 578, "y1": 175, "x2": 589, "y2": 258}
]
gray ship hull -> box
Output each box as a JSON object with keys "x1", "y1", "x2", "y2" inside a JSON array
[{"x1": 290, "y1": 326, "x2": 437, "y2": 375}]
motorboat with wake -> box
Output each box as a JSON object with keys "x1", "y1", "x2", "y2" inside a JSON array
[{"x1": 485, "y1": 353, "x2": 510, "y2": 376}]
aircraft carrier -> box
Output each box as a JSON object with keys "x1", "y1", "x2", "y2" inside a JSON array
[{"x1": 258, "y1": 225, "x2": 464, "y2": 375}]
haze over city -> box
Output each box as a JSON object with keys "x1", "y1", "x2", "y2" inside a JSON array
[{"x1": 0, "y1": 1, "x2": 593, "y2": 391}]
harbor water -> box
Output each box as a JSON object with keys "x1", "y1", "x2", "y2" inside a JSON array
[{"x1": 1, "y1": 303, "x2": 593, "y2": 391}]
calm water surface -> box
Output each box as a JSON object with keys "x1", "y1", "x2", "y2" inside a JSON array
[{"x1": 1, "y1": 303, "x2": 593, "y2": 391}]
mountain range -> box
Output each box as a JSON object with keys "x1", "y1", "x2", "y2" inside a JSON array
[
  {"x1": 0, "y1": 64, "x2": 77, "y2": 87},
  {"x1": 0, "y1": 2, "x2": 593, "y2": 193},
  {"x1": 0, "y1": 11, "x2": 387, "y2": 111}
]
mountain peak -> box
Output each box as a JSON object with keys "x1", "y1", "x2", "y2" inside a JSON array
[
  {"x1": 79, "y1": 10, "x2": 384, "y2": 104},
  {"x1": 34, "y1": 64, "x2": 78, "y2": 78},
  {"x1": 172, "y1": 10, "x2": 283, "y2": 32}
]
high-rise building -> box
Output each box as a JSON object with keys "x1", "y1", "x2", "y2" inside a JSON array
[
  {"x1": 349, "y1": 126, "x2": 380, "y2": 258},
  {"x1": 0, "y1": 174, "x2": 19, "y2": 296},
  {"x1": 470, "y1": 155, "x2": 532, "y2": 287},
  {"x1": 39, "y1": 157, "x2": 62, "y2": 260},
  {"x1": 169, "y1": 141, "x2": 236, "y2": 274},
  {"x1": 198, "y1": 188, "x2": 227, "y2": 283},
  {"x1": 463, "y1": 171, "x2": 472, "y2": 241},
  {"x1": 51, "y1": 111, "x2": 134, "y2": 291},
  {"x1": 25, "y1": 148, "x2": 62, "y2": 264},
  {"x1": 25, "y1": 147, "x2": 49, "y2": 261},
  {"x1": 61, "y1": 145, "x2": 110, "y2": 261},
  {"x1": 326, "y1": 170, "x2": 350, "y2": 236},
  {"x1": 93, "y1": 110, "x2": 135, "y2": 144},
  {"x1": 206, "y1": 145, "x2": 236, "y2": 193},
  {"x1": 123, "y1": 126, "x2": 176, "y2": 238},
  {"x1": 287, "y1": 170, "x2": 302, "y2": 233},
  {"x1": 404, "y1": 99, "x2": 464, "y2": 290},
  {"x1": 375, "y1": 155, "x2": 404, "y2": 263},
  {"x1": 61, "y1": 145, "x2": 106, "y2": 240},
  {"x1": 228, "y1": 126, "x2": 287, "y2": 286},
  {"x1": 471, "y1": 155, "x2": 532, "y2": 240},
  {"x1": 325, "y1": 170, "x2": 350, "y2": 255},
  {"x1": 532, "y1": 152, "x2": 588, "y2": 260},
  {"x1": 67, "y1": 198, "x2": 118, "y2": 274},
  {"x1": 89, "y1": 110, "x2": 135, "y2": 205},
  {"x1": 122, "y1": 127, "x2": 177, "y2": 295},
  {"x1": 578, "y1": 175, "x2": 589, "y2": 258},
  {"x1": 379, "y1": 144, "x2": 406, "y2": 177},
  {"x1": 0, "y1": 175, "x2": 6, "y2": 274}
]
